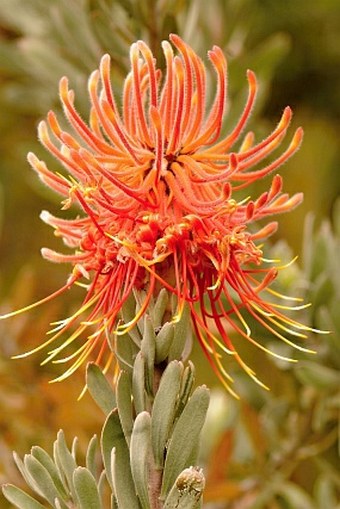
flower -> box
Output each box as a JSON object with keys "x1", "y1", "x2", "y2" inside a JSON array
[{"x1": 2, "y1": 35, "x2": 317, "y2": 394}]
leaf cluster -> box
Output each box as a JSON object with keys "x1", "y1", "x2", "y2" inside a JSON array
[{"x1": 3, "y1": 293, "x2": 210, "y2": 508}]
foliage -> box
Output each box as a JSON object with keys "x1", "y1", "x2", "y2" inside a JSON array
[
  {"x1": 0, "y1": 0, "x2": 338, "y2": 508},
  {"x1": 3, "y1": 296, "x2": 209, "y2": 509}
]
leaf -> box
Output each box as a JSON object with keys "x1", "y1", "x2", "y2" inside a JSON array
[
  {"x1": 152, "y1": 288, "x2": 169, "y2": 328},
  {"x1": 151, "y1": 361, "x2": 183, "y2": 468},
  {"x1": 116, "y1": 370, "x2": 134, "y2": 445},
  {"x1": 86, "y1": 435, "x2": 99, "y2": 479},
  {"x1": 54, "y1": 430, "x2": 78, "y2": 502},
  {"x1": 132, "y1": 351, "x2": 147, "y2": 414},
  {"x1": 86, "y1": 363, "x2": 116, "y2": 414},
  {"x1": 141, "y1": 315, "x2": 156, "y2": 396},
  {"x1": 155, "y1": 322, "x2": 174, "y2": 364},
  {"x1": 101, "y1": 409, "x2": 139, "y2": 509},
  {"x1": 163, "y1": 467, "x2": 205, "y2": 509},
  {"x1": 121, "y1": 292, "x2": 142, "y2": 345},
  {"x1": 168, "y1": 303, "x2": 191, "y2": 362},
  {"x1": 174, "y1": 361, "x2": 195, "y2": 419},
  {"x1": 98, "y1": 470, "x2": 108, "y2": 505},
  {"x1": 31, "y1": 446, "x2": 68, "y2": 499},
  {"x1": 115, "y1": 332, "x2": 140, "y2": 372},
  {"x1": 23, "y1": 455, "x2": 68, "y2": 508},
  {"x1": 2, "y1": 484, "x2": 46, "y2": 509},
  {"x1": 161, "y1": 386, "x2": 210, "y2": 499},
  {"x1": 12, "y1": 452, "x2": 42, "y2": 497},
  {"x1": 73, "y1": 467, "x2": 102, "y2": 509},
  {"x1": 130, "y1": 412, "x2": 152, "y2": 509},
  {"x1": 71, "y1": 437, "x2": 79, "y2": 460}
]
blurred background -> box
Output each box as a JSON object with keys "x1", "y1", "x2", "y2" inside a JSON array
[{"x1": 0, "y1": 1, "x2": 339, "y2": 507}]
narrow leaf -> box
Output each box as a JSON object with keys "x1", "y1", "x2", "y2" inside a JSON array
[
  {"x1": 115, "y1": 332, "x2": 139, "y2": 372},
  {"x1": 71, "y1": 437, "x2": 79, "y2": 460},
  {"x1": 101, "y1": 409, "x2": 139, "y2": 509},
  {"x1": 2, "y1": 484, "x2": 46, "y2": 509},
  {"x1": 73, "y1": 467, "x2": 102, "y2": 509},
  {"x1": 54, "y1": 430, "x2": 77, "y2": 501},
  {"x1": 168, "y1": 303, "x2": 191, "y2": 361},
  {"x1": 121, "y1": 292, "x2": 142, "y2": 345},
  {"x1": 155, "y1": 322, "x2": 174, "y2": 364},
  {"x1": 175, "y1": 361, "x2": 195, "y2": 419},
  {"x1": 132, "y1": 352, "x2": 146, "y2": 414},
  {"x1": 151, "y1": 361, "x2": 183, "y2": 468},
  {"x1": 116, "y1": 370, "x2": 134, "y2": 445},
  {"x1": 13, "y1": 452, "x2": 41, "y2": 497},
  {"x1": 152, "y1": 288, "x2": 169, "y2": 328},
  {"x1": 24, "y1": 455, "x2": 67, "y2": 507},
  {"x1": 141, "y1": 315, "x2": 156, "y2": 396},
  {"x1": 31, "y1": 446, "x2": 68, "y2": 498},
  {"x1": 98, "y1": 471, "x2": 108, "y2": 504},
  {"x1": 86, "y1": 435, "x2": 99, "y2": 478},
  {"x1": 86, "y1": 363, "x2": 116, "y2": 414},
  {"x1": 161, "y1": 386, "x2": 210, "y2": 498},
  {"x1": 130, "y1": 412, "x2": 152, "y2": 509}
]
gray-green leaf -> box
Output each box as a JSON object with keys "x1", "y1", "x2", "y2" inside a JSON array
[
  {"x1": 161, "y1": 386, "x2": 210, "y2": 499},
  {"x1": 168, "y1": 303, "x2": 191, "y2": 362},
  {"x1": 116, "y1": 370, "x2": 134, "y2": 445},
  {"x1": 2, "y1": 484, "x2": 46, "y2": 509},
  {"x1": 151, "y1": 361, "x2": 183, "y2": 468},
  {"x1": 132, "y1": 352, "x2": 147, "y2": 414},
  {"x1": 141, "y1": 316, "x2": 156, "y2": 396},
  {"x1": 23, "y1": 455, "x2": 67, "y2": 507},
  {"x1": 101, "y1": 409, "x2": 139, "y2": 509},
  {"x1": 86, "y1": 362, "x2": 116, "y2": 414},
  {"x1": 130, "y1": 412, "x2": 152, "y2": 509},
  {"x1": 155, "y1": 322, "x2": 174, "y2": 364},
  {"x1": 73, "y1": 467, "x2": 102, "y2": 509},
  {"x1": 54, "y1": 430, "x2": 77, "y2": 502},
  {"x1": 31, "y1": 446, "x2": 68, "y2": 500}
]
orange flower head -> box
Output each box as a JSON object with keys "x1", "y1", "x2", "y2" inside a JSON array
[{"x1": 3, "y1": 35, "x2": 319, "y2": 394}]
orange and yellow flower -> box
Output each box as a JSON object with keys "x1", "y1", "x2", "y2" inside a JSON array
[{"x1": 2, "y1": 35, "x2": 317, "y2": 394}]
